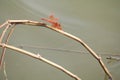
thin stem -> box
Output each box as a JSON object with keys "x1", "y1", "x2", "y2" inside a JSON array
[
  {"x1": 19, "y1": 44, "x2": 87, "y2": 54},
  {"x1": 44, "y1": 25, "x2": 112, "y2": 79},
  {"x1": 0, "y1": 43, "x2": 81, "y2": 80},
  {"x1": 0, "y1": 21, "x2": 8, "y2": 29},
  {"x1": 0, "y1": 24, "x2": 16, "y2": 70},
  {"x1": 0, "y1": 24, "x2": 11, "y2": 69},
  {"x1": 0, "y1": 23, "x2": 11, "y2": 43},
  {"x1": 3, "y1": 62, "x2": 8, "y2": 80},
  {"x1": 19, "y1": 44, "x2": 120, "y2": 57}
]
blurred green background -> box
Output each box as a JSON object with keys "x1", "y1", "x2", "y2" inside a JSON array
[{"x1": 0, "y1": 0, "x2": 120, "y2": 80}]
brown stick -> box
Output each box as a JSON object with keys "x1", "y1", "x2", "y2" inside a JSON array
[
  {"x1": 0, "y1": 24, "x2": 11, "y2": 43},
  {"x1": 3, "y1": 62, "x2": 8, "y2": 80},
  {"x1": 0, "y1": 21, "x2": 8, "y2": 29},
  {"x1": 0, "y1": 24, "x2": 11, "y2": 69},
  {"x1": 0, "y1": 24, "x2": 16, "y2": 70},
  {"x1": 7, "y1": 20, "x2": 46, "y2": 26},
  {"x1": 45, "y1": 25, "x2": 112, "y2": 79},
  {"x1": 0, "y1": 43, "x2": 81, "y2": 80}
]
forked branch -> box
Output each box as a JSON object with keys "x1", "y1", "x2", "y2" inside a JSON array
[
  {"x1": 0, "y1": 19, "x2": 112, "y2": 80},
  {"x1": 0, "y1": 24, "x2": 16, "y2": 69},
  {"x1": 0, "y1": 20, "x2": 81, "y2": 80}
]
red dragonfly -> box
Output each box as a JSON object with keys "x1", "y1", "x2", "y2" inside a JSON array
[{"x1": 41, "y1": 14, "x2": 62, "y2": 30}]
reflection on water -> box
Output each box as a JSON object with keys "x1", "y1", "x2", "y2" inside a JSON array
[{"x1": 0, "y1": 0, "x2": 120, "y2": 80}]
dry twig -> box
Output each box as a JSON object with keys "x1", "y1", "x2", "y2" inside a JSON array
[
  {"x1": 0, "y1": 20, "x2": 81, "y2": 80},
  {"x1": 45, "y1": 23, "x2": 112, "y2": 80},
  {"x1": 0, "y1": 19, "x2": 113, "y2": 80},
  {"x1": 0, "y1": 43, "x2": 81, "y2": 80},
  {"x1": 3, "y1": 62, "x2": 8, "y2": 80},
  {"x1": 0, "y1": 24, "x2": 16, "y2": 69}
]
